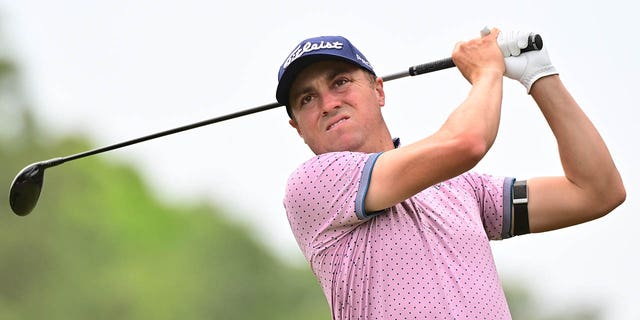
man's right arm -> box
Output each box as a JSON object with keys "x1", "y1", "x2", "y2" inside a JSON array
[{"x1": 364, "y1": 28, "x2": 506, "y2": 213}]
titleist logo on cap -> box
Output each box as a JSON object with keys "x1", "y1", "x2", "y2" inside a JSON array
[{"x1": 282, "y1": 41, "x2": 344, "y2": 69}]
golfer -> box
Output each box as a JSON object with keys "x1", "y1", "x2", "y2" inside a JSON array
[{"x1": 277, "y1": 28, "x2": 625, "y2": 319}]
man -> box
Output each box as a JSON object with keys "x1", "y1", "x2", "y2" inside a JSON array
[{"x1": 276, "y1": 28, "x2": 625, "y2": 319}]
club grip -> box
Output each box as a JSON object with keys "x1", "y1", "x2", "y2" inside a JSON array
[
  {"x1": 522, "y1": 34, "x2": 543, "y2": 53},
  {"x1": 409, "y1": 58, "x2": 456, "y2": 76},
  {"x1": 408, "y1": 33, "x2": 543, "y2": 77}
]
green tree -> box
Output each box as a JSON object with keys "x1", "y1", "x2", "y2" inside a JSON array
[{"x1": 1, "y1": 145, "x2": 330, "y2": 319}]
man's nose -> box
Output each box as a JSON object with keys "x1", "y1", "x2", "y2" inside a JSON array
[{"x1": 319, "y1": 91, "x2": 341, "y2": 115}]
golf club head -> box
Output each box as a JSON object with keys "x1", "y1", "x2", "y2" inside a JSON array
[{"x1": 9, "y1": 162, "x2": 47, "y2": 216}]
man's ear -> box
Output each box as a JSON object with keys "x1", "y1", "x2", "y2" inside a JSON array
[
  {"x1": 289, "y1": 118, "x2": 302, "y2": 137},
  {"x1": 376, "y1": 77, "x2": 385, "y2": 107}
]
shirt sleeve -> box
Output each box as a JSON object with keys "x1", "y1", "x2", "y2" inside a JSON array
[
  {"x1": 283, "y1": 152, "x2": 378, "y2": 260},
  {"x1": 462, "y1": 172, "x2": 515, "y2": 240}
]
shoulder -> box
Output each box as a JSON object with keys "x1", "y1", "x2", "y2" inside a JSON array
[
  {"x1": 285, "y1": 151, "x2": 375, "y2": 201},
  {"x1": 451, "y1": 171, "x2": 509, "y2": 188},
  {"x1": 289, "y1": 151, "x2": 372, "y2": 180}
]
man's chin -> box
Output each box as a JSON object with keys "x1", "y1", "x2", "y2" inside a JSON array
[{"x1": 326, "y1": 140, "x2": 364, "y2": 154}]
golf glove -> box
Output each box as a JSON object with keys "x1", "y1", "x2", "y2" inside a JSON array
[{"x1": 499, "y1": 30, "x2": 558, "y2": 93}]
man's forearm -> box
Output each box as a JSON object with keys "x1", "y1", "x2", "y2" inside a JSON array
[{"x1": 530, "y1": 75, "x2": 625, "y2": 217}]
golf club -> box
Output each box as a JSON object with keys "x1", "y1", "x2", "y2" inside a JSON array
[{"x1": 8, "y1": 34, "x2": 543, "y2": 216}]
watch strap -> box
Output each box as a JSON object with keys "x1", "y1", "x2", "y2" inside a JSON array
[{"x1": 513, "y1": 180, "x2": 530, "y2": 235}]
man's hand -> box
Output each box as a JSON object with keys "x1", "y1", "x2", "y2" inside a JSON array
[
  {"x1": 500, "y1": 30, "x2": 558, "y2": 93},
  {"x1": 452, "y1": 28, "x2": 505, "y2": 84}
]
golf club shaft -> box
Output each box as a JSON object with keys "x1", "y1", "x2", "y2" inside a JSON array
[
  {"x1": 39, "y1": 33, "x2": 544, "y2": 168},
  {"x1": 58, "y1": 102, "x2": 283, "y2": 165},
  {"x1": 47, "y1": 59, "x2": 453, "y2": 167}
]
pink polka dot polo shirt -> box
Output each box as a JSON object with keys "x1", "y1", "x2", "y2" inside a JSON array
[{"x1": 284, "y1": 151, "x2": 515, "y2": 320}]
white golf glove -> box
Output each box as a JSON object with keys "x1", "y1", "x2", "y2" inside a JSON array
[
  {"x1": 497, "y1": 30, "x2": 531, "y2": 57},
  {"x1": 499, "y1": 30, "x2": 558, "y2": 93}
]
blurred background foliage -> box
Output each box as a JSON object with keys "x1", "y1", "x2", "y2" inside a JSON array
[{"x1": 0, "y1": 23, "x2": 601, "y2": 319}]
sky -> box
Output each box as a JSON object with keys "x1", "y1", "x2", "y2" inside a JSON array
[{"x1": 1, "y1": 0, "x2": 638, "y2": 318}]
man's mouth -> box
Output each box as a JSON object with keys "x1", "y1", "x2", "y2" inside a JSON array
[{"x1": 326, "y1": 117, "x2": 349, "y2": 131}]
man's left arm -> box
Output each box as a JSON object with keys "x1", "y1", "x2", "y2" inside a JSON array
[{"x1": 525, "y1": 75, "x2": 625, "y2": 233}]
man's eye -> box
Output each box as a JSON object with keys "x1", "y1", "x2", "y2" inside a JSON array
[
  {"x1": 335, "y1": 78, "x2": 350, "y2": 87},
  {"x1": 300, "y1": 95, "x2": 313, "y2": 106}
]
